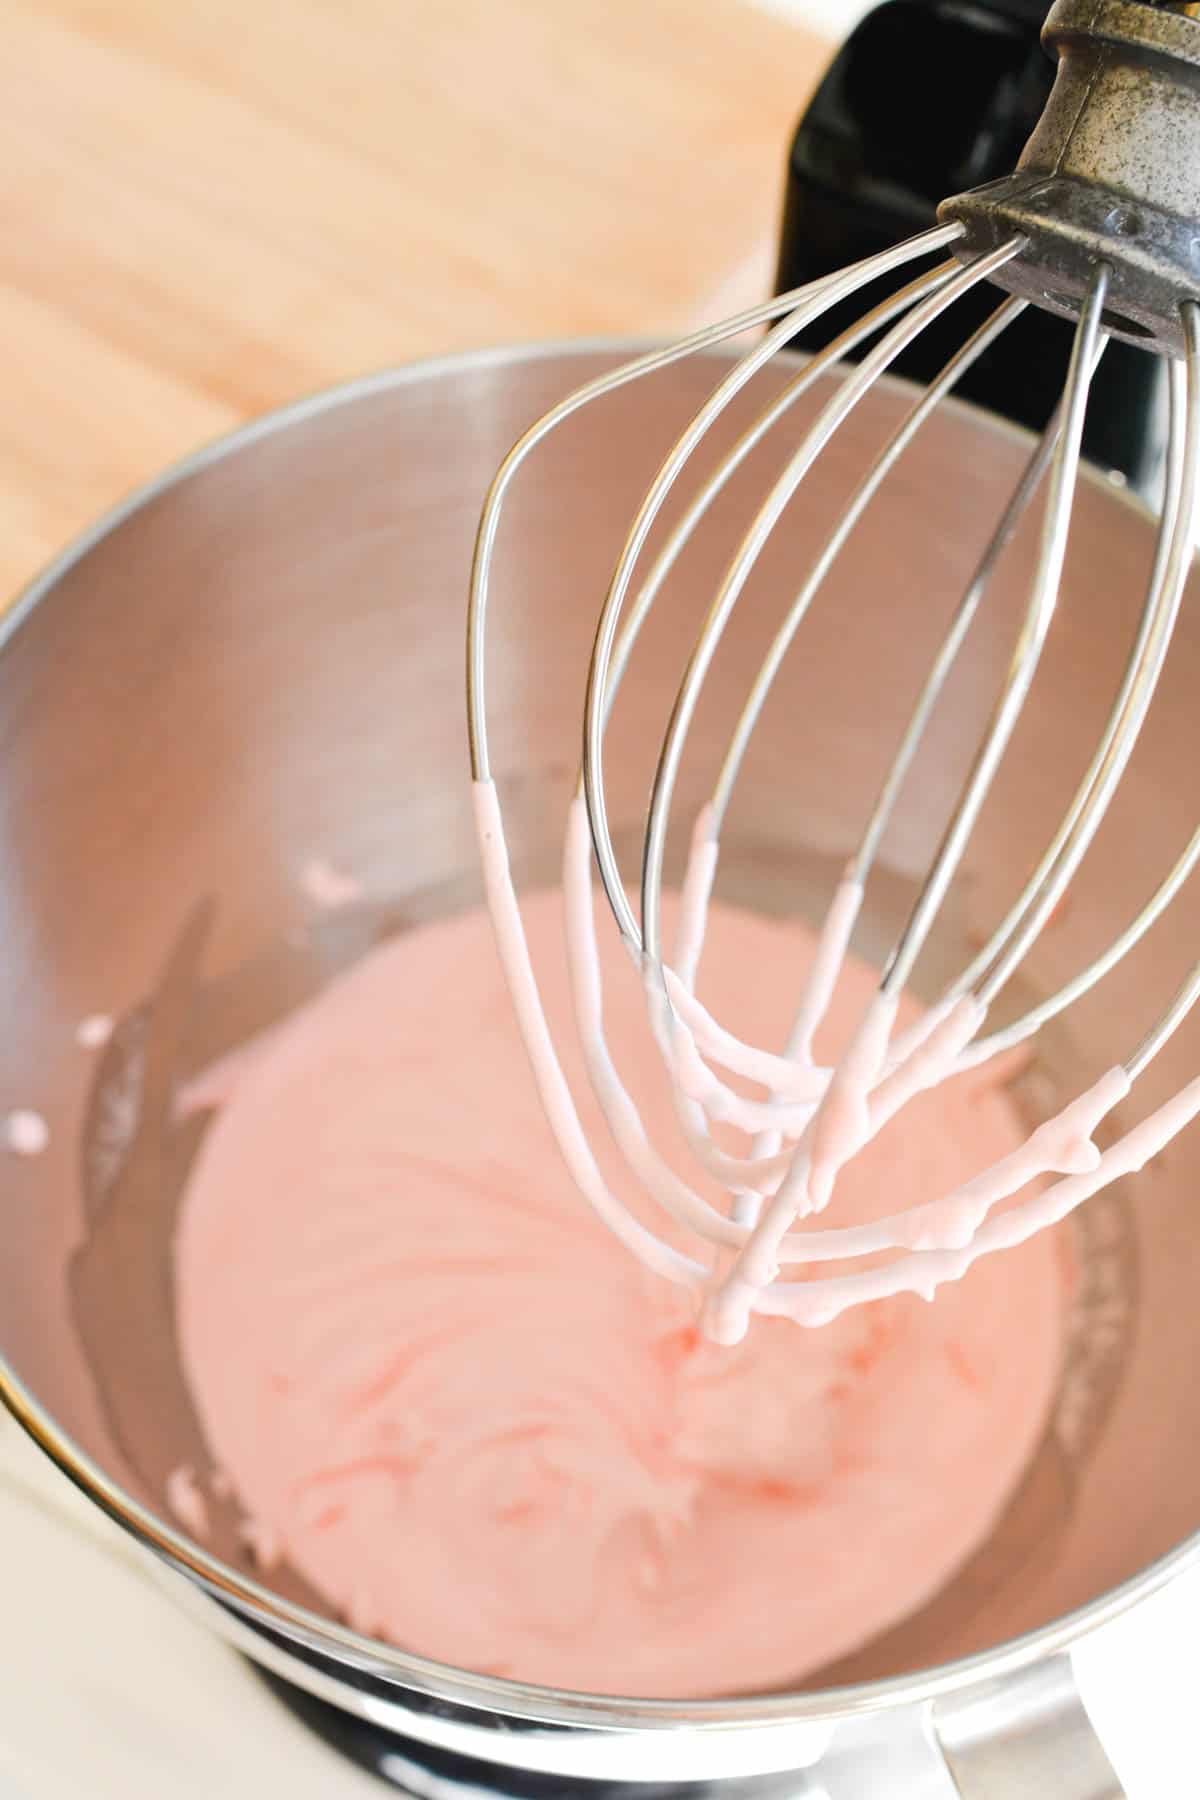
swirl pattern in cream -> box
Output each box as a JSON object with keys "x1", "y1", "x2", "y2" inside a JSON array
[{"x1": 175, "y1": 891, "x2": 1066, "y2": 1697}]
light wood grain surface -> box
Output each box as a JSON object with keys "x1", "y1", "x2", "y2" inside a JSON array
[{"x1": 0, "y1": 0, "x2": 827, "y2": 598}]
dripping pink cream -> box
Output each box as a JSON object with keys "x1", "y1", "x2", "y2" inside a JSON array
[
  {"x1": 175, "y1": 869, "x2": 1068, "y2": 1695},
  {"x1": 476, "y1": 779, "x2": 1196, "y2": 1336}
]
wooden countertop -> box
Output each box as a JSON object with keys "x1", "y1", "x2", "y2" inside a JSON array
[{"x1": 0, "y1": 0, "x2": 827, "y2": 598}]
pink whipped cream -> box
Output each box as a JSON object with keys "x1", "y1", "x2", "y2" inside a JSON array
[{"x1": 174, "y1": 891, "x2": 1067, "y2": 1698}]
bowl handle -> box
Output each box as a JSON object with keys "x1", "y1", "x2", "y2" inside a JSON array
[{"x1": 932, "y1": 1653, "x2": 1125, "y2": 1797}]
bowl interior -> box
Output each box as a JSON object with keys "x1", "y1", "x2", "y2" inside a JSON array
[{"x1": 0, "y1": 344, "x2": 1197, "y2": 1705}]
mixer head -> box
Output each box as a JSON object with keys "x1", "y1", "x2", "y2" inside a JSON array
[
  {"x1": 943, "y1": 0, "x2": 1200, "y2": 360},
  {"x1": 466, "y1": 0, "x2": 1200, "y2": 1344}
]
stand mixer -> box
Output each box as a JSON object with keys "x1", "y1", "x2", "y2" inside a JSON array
[
  {"x1": 468, "y1": 0, "x2": 1200, "y2": 1344},
  {"x1": 0, "y1": 3, "x2": 1199, "y2": 1797}
]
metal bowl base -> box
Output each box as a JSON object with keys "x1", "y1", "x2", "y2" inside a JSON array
[{"x1": 250, "y1": 1664, "x2": 820, "y2": 1799}]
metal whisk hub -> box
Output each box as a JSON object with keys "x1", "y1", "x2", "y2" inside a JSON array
[{"x1": 941, "y1": 0, "x2": 1200, "y2": 355}]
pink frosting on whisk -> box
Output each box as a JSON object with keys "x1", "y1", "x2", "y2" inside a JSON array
[{"x1": 482, "y1": 786, "x2": 1138, "y2": 1346}]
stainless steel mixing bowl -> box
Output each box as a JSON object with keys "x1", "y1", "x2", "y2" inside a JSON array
[{"x1": 0, "y1": 343, "x2": 1196, "y2": 1797}]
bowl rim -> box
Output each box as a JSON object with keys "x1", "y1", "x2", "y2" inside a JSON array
[{"x1": 1, "y1": 334, "x2": 1195, "y2": 1736}]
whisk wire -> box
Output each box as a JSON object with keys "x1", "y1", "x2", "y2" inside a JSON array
[
  {"x1": 635, "y1": 241, "x2": 1025, "y2": 972},
  {"x1": 579, "y1": 224, "x2": 967, "y2": 949},
  {"x1": 878, "y1": 263, "x2": 1112, "y2": 999},
  {"x1": 711, "y1": 293, "x2": 1029, "y2": 838},
  {"x1": 848, "y1": 335, "x2": 1088, "y2": 890},
  {"x1": 972, "y1": 360, "x2": 1190, "y2": 1008},
  {"x1": 599, "y1": 268, "x2": 973, "y2": 740},
  {"x1": 954, "y1": 303, "x2": 1200, "y2": 1071}
]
